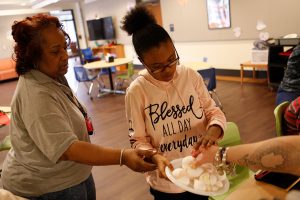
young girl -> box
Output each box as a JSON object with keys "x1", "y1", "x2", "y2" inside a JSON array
[{"x1": 121, "y1": 6, "x2": 226, "y2": 200}]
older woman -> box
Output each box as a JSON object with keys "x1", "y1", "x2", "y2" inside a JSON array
[{"x1": 2, "y1": 14, "x2": 156, "y2": 200}]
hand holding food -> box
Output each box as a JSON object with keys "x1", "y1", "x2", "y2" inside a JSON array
[{"x1": 166, "y1": 156, "x2": 229, "y2": 195}]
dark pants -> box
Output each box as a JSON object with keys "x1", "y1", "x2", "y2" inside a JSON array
[
  {"x1": 29, "y1": 174, "x2": 96, "y2": 200},
  {"x1": 150, "y1": 187, "x2": 208, "y2": 200},
  {"x1": 276, "y1": 87, "x2": 300, "y2": 105}
]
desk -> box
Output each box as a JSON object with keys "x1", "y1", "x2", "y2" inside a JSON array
[
  {"x1": 240, "y1": 61, "x2": 269, "y2": 85},
  {"x1": 183, "y1": 61, "x2": 212, "y2": 71},
  {"x1": 83, "y1": 58, "x2": 132, "y2": 95},
  {"x1": 225, "y1": 176, "x2": 287, "y2": 200}
]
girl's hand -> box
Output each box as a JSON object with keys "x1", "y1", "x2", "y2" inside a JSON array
[{"x1": 195, "y1": 125, "x2": 222, "y2": 149}]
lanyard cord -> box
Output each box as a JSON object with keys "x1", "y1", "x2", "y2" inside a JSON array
[
  {"x1": 62, "y1": 90, "x2": 87, "y2": 118},
  {"x1": 55, "y1": 76, "x2": 88, "y2": 118}
]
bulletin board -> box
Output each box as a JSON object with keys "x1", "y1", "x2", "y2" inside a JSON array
[{"x1": 160, "y1": 0, "x2": 300, "y2": 42}]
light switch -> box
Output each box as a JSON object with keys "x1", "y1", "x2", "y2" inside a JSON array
[{"x1": 169, "y1": 24, "x2": 174, "y2": 32}]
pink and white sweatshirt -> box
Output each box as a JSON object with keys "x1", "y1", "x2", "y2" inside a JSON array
[{"x1": 125, "y1": 65, "x2": 226, "y2": 193}]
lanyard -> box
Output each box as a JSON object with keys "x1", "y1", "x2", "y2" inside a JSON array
[
  {"x1": 59, "y1": 83, "x2": 87, "y2": 118},
  {"x1": 65, "y1": 92, "x2": 87, "y2": 118}
]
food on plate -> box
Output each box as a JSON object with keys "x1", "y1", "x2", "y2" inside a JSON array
[
  {"x1": 172, "y1": 168, "x2": 190, "y2": 186},
  {"x1": 171, "y1": 156, "x2": 227, "y2": 192}
]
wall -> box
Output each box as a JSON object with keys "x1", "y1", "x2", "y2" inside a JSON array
[
  {"x1": 124, "y1": 40, "x2": 253, "y2": 69},
  {"x1": 0, "y1": 15, "x2": 29, "y2": 59},
  {"x1": 161, "y1": 0, "x2": 300, "y2": 41},
  {"x1": 83, "y1": 0, "x2": 297, "y2": 69}
]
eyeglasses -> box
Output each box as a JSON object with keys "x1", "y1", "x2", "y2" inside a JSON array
[{"x1": 141, "y1": 48, "x2": 180, "y2": 74}]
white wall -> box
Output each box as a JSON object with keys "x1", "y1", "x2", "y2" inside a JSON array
[
  {"x1": 0, "y1": 15, "x2": 26, "y2": 59},
  {"x1": 81, "y1": 0, "x2": 258, "y2": 69},
  {"x1": 124, "y1": 40, "x2": 254, "y2": 69}
]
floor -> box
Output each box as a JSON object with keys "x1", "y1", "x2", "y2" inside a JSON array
[{"x1": 0, "y1": 61, "x2": 277, "y2": 200}]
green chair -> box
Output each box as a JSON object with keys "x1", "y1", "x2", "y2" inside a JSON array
[
  {"x1": 210, "y1": 122, "x2": 251, "y2": 200},
  {"x1": 0, "y1": 135, "x2": 11, "y2": 151},
  {"x1": 218, "y1": 122, "x2": 241, "y2": 147},
  {"x1": 0, "y1": 135, "x2": 11, "y2": 177},
  {"x1": 114, "y1": 62, "x2": 136, "y2": 91},
  {"x1": 274, "y1": 101, "x2": 290, "y2": 136}
]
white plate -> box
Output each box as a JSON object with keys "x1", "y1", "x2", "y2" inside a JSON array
[{"x1": 165, "y1": 158, "x2": 230, "y2": 196}]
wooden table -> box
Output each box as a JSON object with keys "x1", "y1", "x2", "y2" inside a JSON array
[
  {"x1": 225, "y1": 176, "x2": 287, "y2": 200},
  {"x1": 83, "y1": 58, "x2": 132, "y2": 95},
  {"x1": 240, "y1": 61, "x2": 269, "y2": 85}
]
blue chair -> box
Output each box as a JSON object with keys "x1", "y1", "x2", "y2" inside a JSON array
[
  {"x1": 73, "y1": 65, "x2": 99, "y2": 100},
  {"x1": 81, "y1": 48, "x2": 100, "y2": 63},
  {"x1": 197, "y1": 68, "x2": 223, "y2": 110}
]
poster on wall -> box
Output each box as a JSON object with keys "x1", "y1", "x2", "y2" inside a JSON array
[{"x1": 206, "y1": 0, "x2": 231, "y2": 29}]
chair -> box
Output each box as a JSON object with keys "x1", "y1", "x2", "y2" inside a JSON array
[
  {"x1": 0, "y1": 135, "x2": 11, "y2": 151},
  {"x1": 218, "y1": 122, "x2": 241, "y2": 147},
  {"x1": 114, "y1": 62, "x2": 136, "y2": 91},
  {"x1": 274, "y1": 101, "x2": 290, "y2": 136},
  {"x1": 0, "y1": 126, "x2": 12, "y2": 177},
  {"x1": 81, "y1": 47, "x2": 100, "y2": 63},
  {"x1": 197, "y1": 68, "x2": 223, "y2": 110},
  {"x1": 73, "y1": 66, "x2": 100, "y2": 100},
  {"x1": 210, "y1": 122, "x2": 251, "y2": 200}
]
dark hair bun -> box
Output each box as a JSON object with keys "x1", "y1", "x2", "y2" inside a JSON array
[{"x1": 121, "y1": 6, "x2": 157, "y2": 35}]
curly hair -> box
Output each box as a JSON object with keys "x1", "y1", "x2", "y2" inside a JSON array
[
  {"x1": 12, "y1": 14, "x2": 70, "y2": 75},
  {"x1": 121, "y1": 6, "x2": 172, "y2": 59}
]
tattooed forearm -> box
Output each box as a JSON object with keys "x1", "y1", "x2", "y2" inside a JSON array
[
  {"x1": 234, "y1": 138, "x2": 300, "y2": 174},
  {"x1": 236, "y1": 153, "x2": 262, "y2": 168}
]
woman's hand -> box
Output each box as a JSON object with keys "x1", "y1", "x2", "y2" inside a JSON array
[
  {"x1": 151, "y1": 154, "x2": 174, "y2": 179},
  {"x1": 192, "y1": 145, "x2": 218, "y2": 167},
  {"x1": 122, "y1": 149, "x2": 157, "y2": 172},
  {"x1": 196, "y1": 125, "x2": 222, "y2": 149}
]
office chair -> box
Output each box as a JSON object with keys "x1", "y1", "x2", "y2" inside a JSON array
[
  {"x1": 210, "y1": 122, "x2": 251, "y2": 200},
  {"x1": 73, "y1": 65, "x2": 100, "y2": 100},
  {"x1": 197, "y1": 68, "x2": 223, "y2": 110},
  {"x1": 81, "y1": 47, "x2": 100, "y2": 63},
  {"x1": 274, "y1": 101, "x2": 290, "y2": 136}
]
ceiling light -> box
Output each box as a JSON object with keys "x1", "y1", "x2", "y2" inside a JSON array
[
  {"x1": 84, "y1": 0, "x2": 97, "y2": 4},
  {"x1": 31, "y1": 0, "x2": 60, "y2": 9}
]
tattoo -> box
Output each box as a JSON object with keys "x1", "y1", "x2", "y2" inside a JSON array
[{"x1": 237, "y1": 140, "x2": 300, "y2": 172}]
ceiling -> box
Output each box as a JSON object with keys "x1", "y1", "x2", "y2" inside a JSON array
[
  {"x1": 0, "y1": 0, "x2": 83, "y2": 10},
  {"x1": 0, "y1": 0, "x2": 101, "y2": 16}
]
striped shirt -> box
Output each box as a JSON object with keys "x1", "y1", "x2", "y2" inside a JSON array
[{"x1": 284, "y1": 96, "x2": 300, "y2": 135}]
